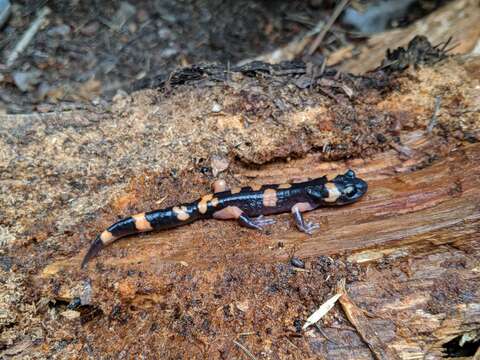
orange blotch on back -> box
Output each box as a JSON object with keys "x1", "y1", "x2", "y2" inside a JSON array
[
  {"x1": 173, "y1": 206, "x2": 190, "y2": 221},
  {"x1": 263, "y1": 188, "x2": 278, "y2": 207},
  {"x1": 100, "y1": 230, "x2": 115, "y2": 245},
  {"x1": 132, "y1": 212, "x2": 153, "y2": 231},
  {"x1": 324, "y1": 182, "x2": 341, "y2": 203},
  {"x1": 198, "y1": 194, "x2": 214, "y2": 214}
]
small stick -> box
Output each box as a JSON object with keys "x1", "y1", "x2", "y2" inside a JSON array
[
  {"x1": 427, "y1": 96, "x2": 442, "y2": 134},
  {"x1": 7, "y1": 7, "x2": 51, "y2": 67},
  {"x1": 226, "y1": 60, "x2": 231, "y2": 84},
  {"x1": 389, "y1": 142, "x2": 414, "y2": 158},
  {"x1": 436, "y1": 36, "x2": 453, "y2": 52},
  {"x1": 233, "y1": 340, "x2": 257, "y2": 360},
  {"x1": 319, "y1": 56, "x2": 327, "y2": 76},
  {"x1": 308, "y1": 0, "x2": 350, "y2": 55},
  {"x1": 284, "y1": 337, "x2": 299, "y2": 350},
  {"x1": 314, "y1": 323, "x2": 338, "y2": 345}
]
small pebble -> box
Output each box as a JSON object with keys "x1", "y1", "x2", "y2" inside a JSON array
[
  {"x1": 110, "y1": 1, "x2": 136, "y2": 31},
  {"x1": 0, "y1": 256, "x2": 12, "y2": 271},
  {"x1": 80, "y1": 22, "x2": 99, "y2": 36},
  {"x1": 160, "y1": 47, "x2": 178, "y2": 57},
  {"x1": 61, "y1": 309, "x2": 80, "y2": 320},
  {"x1": 293, "y1": 318, "x2": 303, "y2": 333},
  {"x1": 290, "y1": 257, "x2": 305, "y2": 269},
  {"x1": 376, "y1": 133, "x2": 387, "y2": 143},
  {"x1": 13, "y1": 70, "x2": 41, "y2": 92},
  {"x1": 211, "y1": 102, "x2": 222, "y2": 113},
  {"x1": 47, "y1": 24, "x2": 71, "y2": 36}
]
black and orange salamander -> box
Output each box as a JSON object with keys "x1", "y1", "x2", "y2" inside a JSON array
[{"x1": 81, "y1": 170, "x2": 367, "y2": 267}]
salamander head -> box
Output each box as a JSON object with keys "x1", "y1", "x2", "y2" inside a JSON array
[
  {"x1": 332, "y1": 170, "x2": 368, "y2": 205},
  {"x1": 307, "y1": 170, "x2": 367, "y2": 205}
]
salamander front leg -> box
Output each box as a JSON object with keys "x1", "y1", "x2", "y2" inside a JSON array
[
  {"x1": 238, "y1": 214, "x2": 276, "y2": 231},
  {"x1": 292, "y1": 204, "x2": 319, "y2": 235}
]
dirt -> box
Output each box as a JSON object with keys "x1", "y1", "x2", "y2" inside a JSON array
[
  {"x1": 0, "y1": 0, "x2": 325, "y2": 113},
  {"x1": 1, "y1": 0, "x2": 451, "y2": 114}
]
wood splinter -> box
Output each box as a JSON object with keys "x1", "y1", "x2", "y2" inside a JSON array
[{"x1": 337, "y1": 280, "x2": 401, "y2": 360}]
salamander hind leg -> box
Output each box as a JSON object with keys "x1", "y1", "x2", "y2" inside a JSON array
[
  {"x1": 212, "y1": 205, "x2": 275, "y2": 231},
  {"x1": 238, "y1": 214, "x2": 275, "y2": 231},
  {"x1": 292, "y1": 204, "x2": 319, "y2": 235}
]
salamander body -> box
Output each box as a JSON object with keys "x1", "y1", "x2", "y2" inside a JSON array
[{"x1": 81, "y1": 170, "x2": 367, "y2": 267}]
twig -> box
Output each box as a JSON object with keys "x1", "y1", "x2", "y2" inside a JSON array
[
  {"x1": 233, "y1": 340, "x2": 257, "y2": 360},
  {"x1": 0, "y1": 0, "x2": 11, "y2": 28},
  {"x1": 319, "y1": 56, "x2": 327, "y2": 76},
  {"x1": 389, "y1": 142, "x2": 414, "y2": 158},
  {"x1": 226, "y1": 60, "x2": 231, "y2": 84},
  {"x1": 238, "y1": 331, "x2": 256, "y2": 336},
  {"x1": 427, "y1": 96, "x2": 442, "y2": 134},
  {"x1": 314, "y1": 323, "x2": 338, "y2": 345},
  {"x1": 308, "y1": 0, "x2": 350, "y2": 55},
  {"x1": 6, "y1": 7, "x2": 51, "y2": 67},
  {"x1": 436, "y1": 36, "x2": 453, "y2": 52},
  {"x1": 284, "y1": 337, "x2": 299, "y2": 350}
]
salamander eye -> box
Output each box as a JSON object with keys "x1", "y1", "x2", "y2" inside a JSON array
[
  {"x1": 344, "y1": 186, "x2": 356, "y2": 197},
  {"x1": 345, "y1": 170, "x2": 355, "y2": 178}
]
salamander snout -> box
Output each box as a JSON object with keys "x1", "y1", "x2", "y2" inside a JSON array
[{"x1": 354, "y1": 177, "x2": 368, "y2": 195}]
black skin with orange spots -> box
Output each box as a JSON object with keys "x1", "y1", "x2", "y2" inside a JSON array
[{"x1": 81, "y1": 170, "x2": 367, "y2": 268}]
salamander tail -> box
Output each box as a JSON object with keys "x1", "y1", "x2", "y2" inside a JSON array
[{"x1": 81, "y1": 235, "x2": 104, "y2": 268}]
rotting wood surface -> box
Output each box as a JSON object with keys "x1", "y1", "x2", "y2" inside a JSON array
[{"x1": 1, "y1": 52, "x2": 480, "y2": 359}]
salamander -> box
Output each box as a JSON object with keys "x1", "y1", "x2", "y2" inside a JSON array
[{"x1": 81, "y1": 169, "x2": 367, "y2": 268}]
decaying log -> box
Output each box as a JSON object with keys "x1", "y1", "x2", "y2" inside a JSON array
[{"x1": 1, "y1": 47, "x2": 480, "y2": 358}]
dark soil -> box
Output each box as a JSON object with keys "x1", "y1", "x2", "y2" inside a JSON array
[{"x1": 0, "y1": 0, "x2": 449, "y2": 113}]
